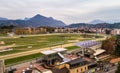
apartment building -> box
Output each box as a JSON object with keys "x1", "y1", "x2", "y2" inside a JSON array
[
  {"x1": 111, "y1": 29, "x2": 120, "y2": 35},
  {"x1": 14, "y1": 27, "x2": 47, "y2": 34}
]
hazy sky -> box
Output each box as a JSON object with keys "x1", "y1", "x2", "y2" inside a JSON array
[{"x1": 0, "y1": 0, "x2": 120, "y2": 24}]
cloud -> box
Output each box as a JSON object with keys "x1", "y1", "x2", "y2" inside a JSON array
[{"x1": 0, "y1": 0, "x2": 120, "y2": 24}]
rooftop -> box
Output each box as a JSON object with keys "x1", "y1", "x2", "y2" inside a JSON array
[
  {"x1": 41, "y1": 50, "x2": 56, "y2": 55},
  {"x1": 64, "y1": 54, "x2": 78, "y2": 60},
  {"x1": 52, "y1": 67, "x2": 69, "y2": 73},
  {"x1": 14, "y1": 66, "x2": 32, "y2": 73},
  {"x1": 34, "y1": 64, "x2": 52, "y2": 73},
  {"x1": 76, "y1": 40, "x2": 101, "y2": 48},
  {"x1": 110, "y1": 57, "x2": 120, "y2": 63},
  {"x1": 67, "y1": 58, "x2": 88, "y2": 66},
  {"x1": 93, "y1": 49, "x2": 105, "y2": 56},
  {"x1": 41, "y1": 48, "x2": 67, "y2": 55},
  {"x1": 53, "y1": 48, "x2": 67, "y2": 52}
]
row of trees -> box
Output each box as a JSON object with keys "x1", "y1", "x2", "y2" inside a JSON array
[{"x1": 0, "y1": 25, "x2": 15, "y2": 34}]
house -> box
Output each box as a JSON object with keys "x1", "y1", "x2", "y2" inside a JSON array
[
  {"x1": 53, "y1": 58, "x2": 89, "y2": 73},
  {"x1": 66, "y1": 58, "x2": 88, "y2": 73}
]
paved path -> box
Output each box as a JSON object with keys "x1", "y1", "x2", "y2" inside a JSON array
[{"x1": 0, "y1": 44, "x2": 15, "y2": 50}]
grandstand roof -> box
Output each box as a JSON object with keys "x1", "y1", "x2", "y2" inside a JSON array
[
  {"x1": 53, "y1": 48, "x2": 66, "y2": 52},
  {"x1": 41, "y1": 50, "x2": 56, "y2": 55},
  {"x1": 93, "y1": 49, "x2": 105, "y2": 56},
  {"x1": 89, "y1": 44, "x2": 101, "y2": 50},
  {"x1": 41, "y1": 48, "x2": 67, "y2": 55},
  {"x1": 76, "y1": 40, "x2": 101, "y2": 48}
]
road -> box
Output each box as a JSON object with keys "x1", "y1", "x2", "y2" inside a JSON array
[
  {"x1": 6, "y1": 60, "x2": 33, "y2": 70},
  {"x1": 96, "y1": 66, "x2": 117, "y2": 73}
]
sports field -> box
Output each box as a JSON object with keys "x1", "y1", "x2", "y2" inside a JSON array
[{"x1": 0, "y1": 33, "x2": 102, "y2": 56}]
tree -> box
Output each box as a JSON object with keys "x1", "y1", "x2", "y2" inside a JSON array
[
  {"x1": 101, "y1": 37, "x2": 115, "y2": 54},
  {"x1": 46, "y1": 27, "x2": 55, "y2": 33},
  {"x1": 105, "y1": 29, "x2": 111, "y2": 35},
  {"x1": 115, "y1": 35, "x2": 120, "y2": 56},
  {"x1": 116, "y1": 63, "x2": 120, "y2": 73}
]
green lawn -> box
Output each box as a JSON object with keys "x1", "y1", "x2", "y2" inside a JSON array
[
  {"x1": 0, "y1": 33, "x2": 7, "y2": 36},
  {"x1": 66, "y1": 46, "x2": 81, "y2": 50},
  {"x1": 5, "y1": 53, "x2": 44, "y2": 66},
  {"x1": 0, "y1": 50, "x2": 25, "y2": 56}
]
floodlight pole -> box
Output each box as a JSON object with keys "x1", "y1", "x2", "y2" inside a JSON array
[
  {"x1": 82, "y1": 47, "x2": 85, "y2": 57},
  {"x1": 0, "y1": 59, "x2": 5, "y2": 73}
]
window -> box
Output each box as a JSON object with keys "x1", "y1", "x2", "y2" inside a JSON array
[
  {"x1": 81, "y1": 68, "x2": 83, "y2": 72},
  {"x1": 85, "y1": 67, "x2": 86, "y2": 70},
  {"x1": 77, "y1": 69, "x2": 79, "y2": 73}
]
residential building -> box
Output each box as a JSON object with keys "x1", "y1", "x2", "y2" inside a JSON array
[
  {"x1": 14, "y1": 27, "x2": 47, "y2": 34},
  {"x1": 67, "y1": 58, "x2": 88, "y2": 73},
  {"x1": 111, "y1": 29, "x2": 120, "y2": 35}
]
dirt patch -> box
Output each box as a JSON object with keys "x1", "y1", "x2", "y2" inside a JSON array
[
  {"x1": 0, "y1": 44, "x2": 16, "y2": 50},
  {"x1": 0, "y1": 41, "x2": 5, "y2": 45}
]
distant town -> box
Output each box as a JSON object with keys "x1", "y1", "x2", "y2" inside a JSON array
[{"x1": 0, "y1": 25, "x2": 120, "y2": 35}]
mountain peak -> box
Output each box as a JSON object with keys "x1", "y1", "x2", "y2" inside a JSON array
[
  {"x1": 0, "y1": 14, "x2": 66, "y2": 27},
  {"x1": 30, "y1": 14, "x2": 47, "y2": 20},
  {"x1": 33, "y1": 14, "x2": 44, "y2": 18},
  {"x1": 89, "y1": 19, "x2": 106, "y2": 24},
  {"x1": 28, "y1": 14, "x2": 66, "y2": 27}
]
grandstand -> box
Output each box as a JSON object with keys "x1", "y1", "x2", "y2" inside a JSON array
[
  {"x1": 40, "y1": 48, "x2": 67, "y2": 67},
  {"x1": 76, "y1": 40, "x2": 106, "y2": 60},
  {"x1": 76, "y1": 40, "x2": 101, "y2": 48},
  {"x1": 41, "y1": 48, "x2": 67, "y2": 55}
]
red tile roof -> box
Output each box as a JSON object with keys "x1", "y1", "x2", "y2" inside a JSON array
[{"x1": 110, "y1": 57, "x2": 120, "y2": 63}]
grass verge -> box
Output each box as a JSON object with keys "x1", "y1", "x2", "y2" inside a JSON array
[
  {"x1": 65, "y1": 46, "x2": 80, "y2": 50},
  {"x1": 5, "y1": 53, "x2": 44, "y2": 66}
]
